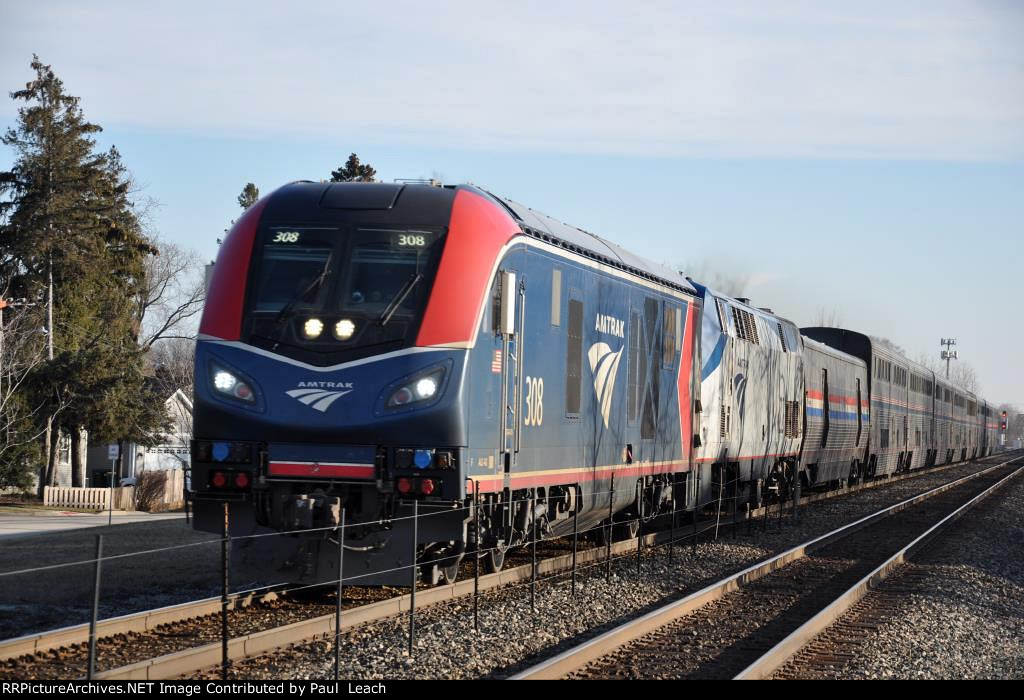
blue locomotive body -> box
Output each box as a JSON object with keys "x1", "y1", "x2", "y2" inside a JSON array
[
  {"x1": 190, "y1": 181, "x2": 1000, "y2": 587},
  {"x1": 191, "y1": 182, "x2": 702, "y2": 585}
]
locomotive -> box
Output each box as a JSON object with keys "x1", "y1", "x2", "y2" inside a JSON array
[{"x1": 190, "y1": 181, "x2": 999, "y2": 586}]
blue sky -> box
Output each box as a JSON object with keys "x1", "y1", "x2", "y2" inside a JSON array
[{"x1": 2, "y1": 1, "x2": 1022, "y2": 404}]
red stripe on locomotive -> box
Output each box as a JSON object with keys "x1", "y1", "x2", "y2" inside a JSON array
[
  {"x1": 415, "y1": 189, "x2": 521, "y2": 347},
  {"x1": 677, "y1": 301, "x2": 695, "y2": 466},
  {"x1": 198, "y1": 197, "x2": 269, "y2": 340},
  {"x1": 268, "y1": 462, "x2": 375, "y2": 479}
]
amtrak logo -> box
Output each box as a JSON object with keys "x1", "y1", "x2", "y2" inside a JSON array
[
  {"x1": 588, "y1": 342, "x2": 623, "y2": 429},
  {"x1": 595, "y1": 313, "x2": 625, "y2": 338},
  {"x1": 286, "y1": 381, "x2": 354, "y2": 413}
]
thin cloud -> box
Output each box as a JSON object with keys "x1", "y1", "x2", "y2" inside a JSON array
[{"x1": 1, "y1": 1, "x2": 1021, "y2": 160}]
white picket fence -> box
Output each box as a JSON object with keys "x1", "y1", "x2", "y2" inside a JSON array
[
  {"x1": 143, "y1": 469, "x2": 185, "y2": 510},
  {"x1": 44, "y1": 486, "x2": 135, "y2": 511}
]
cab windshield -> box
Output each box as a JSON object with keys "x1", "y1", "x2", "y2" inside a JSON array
[{"x1": 245, "y1": 226, "x2": 445, "y2": 364}]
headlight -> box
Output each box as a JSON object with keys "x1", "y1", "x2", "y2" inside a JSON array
[
  {"x1": 387, "y1": 367, "x2": 445, "y2": 408},
  {"x1": 213, "y1": 371, "x2": 236, "y2": 392},
  {"x1": 414, "y1": 377, "x2": 437, "y2": 399},
  {"x1": 210, "y1": 366, "x2": 255, "y2": 403},
  {"x1": 334, "y1": 319, "x2": 355, "y2": 340},
  {"x1": 303, "y1": 318, "x2": 324, "y2": 339}
]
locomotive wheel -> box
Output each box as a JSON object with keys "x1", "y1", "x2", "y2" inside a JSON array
[
  {"x1": 847, "y1": 461, "x2": 860, "y2": 488},
  {"x1": 617, "y1": 517, "x2": 640, "y2": 539},
  {"x1": 419, "y1": 561, "x2": 460, "y2": 586},
  {"x1": 764, "y1": 462, "x2": 788, "y2": 503},
  {"x1": 484, "y1": 543, "x2": 507, "y2": 573},
  {"x1": 441, "y1": 561, "x2": 459, "y2": 585}
]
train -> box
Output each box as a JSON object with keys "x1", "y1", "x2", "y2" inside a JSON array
[{"x1": 190, "y1": 181, "x2": 1001, "y2": 586}]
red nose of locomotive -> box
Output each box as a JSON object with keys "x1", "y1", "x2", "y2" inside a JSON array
[{"x1": 190, "y1": 182, "x2": 522, "y2": 587}]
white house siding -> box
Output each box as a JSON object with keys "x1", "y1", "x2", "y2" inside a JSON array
[
  {"x1": 85, "y1": 388, "x2": 193, "y2": 484},
  {"x1": 135, "y1": 444, "x2": 190, "y2": 472}
]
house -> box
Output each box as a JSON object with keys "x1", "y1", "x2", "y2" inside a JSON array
[{"x1": 86, "y1": 389, "x2": 192, "y2": 486}]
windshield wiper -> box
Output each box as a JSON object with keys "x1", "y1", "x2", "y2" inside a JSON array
[
  {"x1": 272, "y1": 261, "x2": 332, "y2": 344},
  {"x1": 378, "y1": 273, "x2": 423, "y2": 327}
]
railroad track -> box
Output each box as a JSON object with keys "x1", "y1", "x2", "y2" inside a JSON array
[
  {"x1": 510, "y1": 455, "x2": 1023, "y2": 680},
  {"x1": 1, "y1": 451, "x2": 1015, "y2": 680},
  {"x1": 770, "y1": 566, "x2": 940, "y2": 679},
  {"x1": 771, "y1": 476, "x2": 1024, "y2": 680},
  {"x1": 0, "y1": 526, "x2": 684, "y2": 679},
  {"x1": 735, "y1": 457, "x2": 1024, "y2": 680}
]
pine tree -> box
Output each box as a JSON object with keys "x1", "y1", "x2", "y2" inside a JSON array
[
  {"x1": 330, "y1": 153, "x2": 377, "y2": 182},
  {"x1": 224, "y1": 182, "x2": 261, "y2": 236},
  {"x1": 237, "y1": 182, "x2": 259, "y2": 209},
  {"x1": 1, "y1": 56, "x2": 164, "y2": 488}
]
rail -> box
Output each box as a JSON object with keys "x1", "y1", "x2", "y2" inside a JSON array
[
  {"x1": 733, "y1": 462, "x2": 1024, "y2": 679},
  {"x1": 1, "y1": 450, "x2": 1016, "y2": 681},
  {"x1": 509, "y1": 455, "x2": 1021, "y2": 680}
]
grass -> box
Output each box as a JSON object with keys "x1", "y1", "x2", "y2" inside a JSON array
[{"x1": 0, "y1": 517, "x2": 223, "y2": 640}]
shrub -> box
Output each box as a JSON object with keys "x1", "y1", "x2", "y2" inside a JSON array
[{"x1": 134, "y1": 471, "x2": 167, "y2": 512}]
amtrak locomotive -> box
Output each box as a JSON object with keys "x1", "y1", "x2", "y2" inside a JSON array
[{"x1": 191, "y1": 181, "x2": 999, "y2": 586}]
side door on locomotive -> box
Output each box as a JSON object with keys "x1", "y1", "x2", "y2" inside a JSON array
[
  {"x1": 461, "y1": 240, "x2": 556, "y2": 568},
  {"x1": 461, "y1": 239, "x2": 547, "y2": 567}
]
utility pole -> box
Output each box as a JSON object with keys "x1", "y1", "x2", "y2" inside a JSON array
[
  {"x1": 43, "y1": 81, "x2": 55, "y2": 492},
  {"x1": 47, "y1": 258, "x2": 54, "y2": 363},
  {"x1": 940, "y1": 338, "x2": 958, "y2": 379}
]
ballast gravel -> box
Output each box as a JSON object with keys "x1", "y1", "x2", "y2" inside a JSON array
[
  {"x1": 778, "y1": 467, "x2": 1024, "y2": 680},
  {"x1": 191, "y1": 458, "x2": 1019, "y2": 680}
]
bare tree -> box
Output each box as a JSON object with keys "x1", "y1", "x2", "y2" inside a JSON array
[
  {"x1": 916, "y1": 350, "x2": 980, "y2": 392},
  {"x1": 134, "y1": 237, "x2": 201, "y2": 492},
  {"x1": 814, "y1": 307, "x2": 844, "y2": 328},
  {"x1": 949, "y1": 362, "x2": 979, "y2": 393},
  {"x1": 149, "y1": 334, "x2": 193, "y2": 437},
  {"x1": 137, "y1": 236, "x2": 205, "y2": 349},
  {"x1": 0, "y1": 300, "x2": 50, "y2": 489},
  {"x1": 147, "y1": 337, "x2": 194, "y2": 493},
  {"x1": 916, "y1": 351, "x2": 941, "y2": 374},
  {"x1": 148, "y1": 336, "x2": 194, "y2": 396}
]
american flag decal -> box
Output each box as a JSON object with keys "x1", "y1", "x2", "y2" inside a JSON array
[{"x1": 491, "y1": 350, "x2": 502, "y2": 373}]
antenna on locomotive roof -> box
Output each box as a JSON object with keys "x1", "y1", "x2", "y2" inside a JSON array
[{"x1": 736, "y1": 297, "x2": 751, "y2": 305}]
